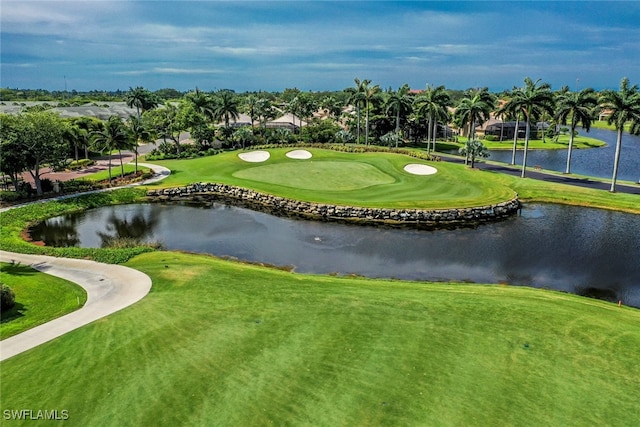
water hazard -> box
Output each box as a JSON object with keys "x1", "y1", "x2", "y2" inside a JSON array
[{"x1": 30, "y1": 202, "x2": 640, "y2": 307}]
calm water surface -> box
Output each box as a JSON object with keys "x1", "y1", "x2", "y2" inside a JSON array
[
  {"x1": 31, "y1": 202, "x2": 640, "y2": 307},
  {"x1": 487, "y1": 128, "x2": 640, "y2": 181}
]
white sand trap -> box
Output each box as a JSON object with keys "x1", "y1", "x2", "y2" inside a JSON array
[
  {"x1": 404, "y1": 164, "x2": 438, "y2": 175},
  {"x1": 286, "y1": 149, "x2": 313, "y2": 160},
  {"x1": 238, "y1": 150, "x2": 270, "y2": 162}
]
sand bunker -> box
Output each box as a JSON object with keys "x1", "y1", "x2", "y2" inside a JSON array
[
  {"x1": 404, "y1": 164, "x2": 438, "y2": 175},
  {"x1": 238, "y1": 151, "x2": 270, "y2": 162},
  {"x1": 286, "y1": 149, "x2": 313, "y2": 160}
]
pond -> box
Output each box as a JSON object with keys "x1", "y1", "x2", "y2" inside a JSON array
[
  {"x1": 486, "y1": 128, "x2": 640, "y2": 182},
  {"x1": 30, "y1": 202, "x2": 640, "y2": 308}
]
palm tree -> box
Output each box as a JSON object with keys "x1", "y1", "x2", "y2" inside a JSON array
[
  {"x1": 459, "y1": 139, "x2": 489, "y2": 168},
  {"x1": 244, "y1": 94, "x2": 259, "y2": 128},
  {"x1": 127, "y1": 115, "x2": 154, "y2": 173},
  {"x1": 345, "y1": 78, "x2": 370, "y2": 143},
  {"x1": 454, "y1": 88, "x2": 495, "y2": 163},
  {"x1": 509, "y1": 78, "x2": 555, "y2": 177},
  {"x1": 363, "y1": 82, "x2": 381, "y2": 146},
  {"x1": 91, "y1": 116, "x2": 133, "y2": 184},
  {"x1": 555, "y1": 88, "x2": 598, "y2": 174},
  {"x1": 233, "y1": 127, "x2": 254, "y2": 149},
  {"x1": 414, "y1": 85, "x2": 451, "y2": 152},
  {"x1": 496, "y1": 87, "x2": 524, "y2": 165},
  {"x1": 63, "y1": 123, "x2": 88, "y2": 162},
  {"x1": 384, "y1": 84, "x2": 412, "y2": 148},
  {"x1": 599, "y1": 77, "x2": 640, "y2": 192},
  {"x1": 186, "y1": 88, "x2": 216, "y2": 122},
  {"x1": 126, "y1": 86, "x2": 158, "y2": 120},
  {"x1": 213, "y1": 90, "x2": 240, "y2": 130}
]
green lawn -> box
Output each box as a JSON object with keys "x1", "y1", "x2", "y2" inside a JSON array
[
  {"x1": 455, "y1": 134, "x2": 606, "y2": 150},
  {"x1": 1, "y1": 251, "x2": 638, "y2": 426},
  {"x1": 150, "y1": 148, "x2": 517, "y2": 209},
  {"x1": 0, "y1": 262, "x2": 87, "y2": 339},
  {"x1": 85, "y1": 164, "x2": 150, "y2": 182}
]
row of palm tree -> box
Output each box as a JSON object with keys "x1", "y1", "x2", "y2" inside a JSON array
[
  {"x1": 344, "y1": 76, "x2": 639, "y2": 191},
  {"x1": 116, "y1": 82, "x2": 638, "y2": 192}
]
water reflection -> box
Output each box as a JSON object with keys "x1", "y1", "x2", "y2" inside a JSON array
[{"x1": 30, "y1": 203, "x2": 640, "y2": 307}]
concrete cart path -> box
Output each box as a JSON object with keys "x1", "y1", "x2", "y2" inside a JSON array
[{"x1": 0, "y1": 251, "x2": 152, "y2": 362}]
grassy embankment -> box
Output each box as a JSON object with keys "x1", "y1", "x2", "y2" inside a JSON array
[
  {"x1": 0, "y1": 262, "x2": 87, "y2": 339},
  {"x1": 1, "y1": 251, "x2": 639, "y2": 426}
]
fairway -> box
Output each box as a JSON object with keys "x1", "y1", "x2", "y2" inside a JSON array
[
  {"x1": 2, "y1": 252, "x2": 638, "y2": 426},
  {"x1": 151, "y1": 148, "x2": 516, "y2": 209}
]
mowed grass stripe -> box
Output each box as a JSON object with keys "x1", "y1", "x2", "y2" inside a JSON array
[
  {"x1": 2, "y1": 252, "x2": 639, "y2": 426},
  {"x1": 151, "y1": 148, "x2": 516, "y2": 208}
]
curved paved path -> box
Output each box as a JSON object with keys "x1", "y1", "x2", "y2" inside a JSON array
[
  {"x1": 0, "y1": 162, "x2": 169, "y2": 361},
  {"x1": 0, "y1": 252, "x2": 152, "y2": 361}
]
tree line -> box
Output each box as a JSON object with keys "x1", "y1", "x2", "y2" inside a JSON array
[{"x1": 1, "y1": 77, "x2": 639, "y2": 197}]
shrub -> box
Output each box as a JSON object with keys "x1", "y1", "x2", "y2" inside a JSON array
[
  {"x1": 40, "y1": 178, "x2": 55, "y2": 193},
  {"x1": 0, "y1": 191, "x2": 24, "y2": 203},
  {"x1": 484, "y1": 135, "x2": 498, "y2": 141},
  {"x1": 1, "y1": 284, "x2": 16, "y2": 311},
  {"x1": 68, "y1": 159, "x2": 95, "y2": 170}
]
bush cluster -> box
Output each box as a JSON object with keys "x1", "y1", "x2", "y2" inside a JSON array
[
  {"x1": 1, "y1": 284, "x2": 16, "y2": 311},
  {"x1": 68, "y1": 159, "x2": 96, "y2": 170}
]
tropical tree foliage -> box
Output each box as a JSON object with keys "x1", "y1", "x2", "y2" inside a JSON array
[
  {"x1": 384, "y1": 84, "x2": 412, "y2": 147},
  {"x1": 599, "y1": 77, "x2": 640, "y2": 191},
  {"x1": 0, "y1": 111, "x2": 68, "y2": 195},
  {"x1": 345, "y1": 78, "x2": 370, "y2": 142},
  {"x1": 125, "y1": 86, "x2": 159, "y2": 119},
  {"x1": 459, "y1": 139, "x2": 490, "y2": 168},
  {"x1": 91, "y1": 116, "x2": 133, "y2": 183},
  {"x1": 414, "y1": 85, "x2": 451, "y2": 152},
  {"x1": 509, "y1": 78, "x2": 555, "y2": 177},
  {"x1": 555, "y1": 88, "x2": 598, "y2": 174}
]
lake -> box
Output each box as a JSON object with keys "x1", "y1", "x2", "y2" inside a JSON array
[{"x1": 30, "y1": 202, "x2": 640, "y2": 307}]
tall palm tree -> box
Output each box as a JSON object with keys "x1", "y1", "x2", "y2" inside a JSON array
[
  {"x1": 555, "y1": 88, "x2": 598, "y2": 174},
  {"x1": 63, "y1": 123, "x2": 88, "y2": 162},
  {"x1": 244, "y1": 94, "x2": 259, "y2": 128},
  {"x1": 599, "y1": 77, "x2": 640, "y2": 192},
  {"x1": 186, "y1": 88, "x2": 216, "y2": 122},
  {"x1": 213, "y1": 90, "x2": 241, "y2": 130},
  {"x1": 91, "y1": 116, "x2": 133, "y2": 184},
  {"x1": 495, "y1": 87, "x2": 525, "y2": 165},
  {"x1": 126, "y1": 86, "x2": 158, "y2": 119},
  {"x1": 509, "y1": 78, "x2": 555, "y2": 178},
  {"x1": 414, "y1": 85, "x2": 451, "y2": 152},
  {"x1": 454, "y1": 88, "x2": 495, "y2": 163},
  {"x1": 384, "y1": 84, "x2": 412, "y2": 147},
  {"x1": 345, "y1": 78, "x2": 370, "y2": 143},
  {"x1": 363, "y1": 82, "x2": 381, "y2": 146},
  {"x1": 127, "y1": 115, "x2": 154, "y2": 173}
]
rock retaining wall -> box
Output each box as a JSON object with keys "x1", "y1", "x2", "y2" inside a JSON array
[{"x1": 146, "y1": 183, "x2": 520, "y2": 229}]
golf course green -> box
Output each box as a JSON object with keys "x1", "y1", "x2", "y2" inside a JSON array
[
  {"x1": 151, "y1": 148, "x2": 517, "y2": 209},
  {"x1": 1, "y1": 252, "x2": 638, "y2": 426}
]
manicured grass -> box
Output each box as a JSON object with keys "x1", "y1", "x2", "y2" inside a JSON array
[
  {"x1": 1, "y1": 251, "x2": 638, "y2": 426},
  {"x1": 0, "y1": 262, "x2": 86, "y2": 339},
  {"x1": 150, "y1": 148, "x2": 516, "y2": 209},
  {"x1": 591, "y1": 120, "x2": 632, "y2": 132},
  {"x1": 85, "y1": 164, "x2": 150, "y2": 182},
  {"x1": 456, "y1": 135, "x2": 606, "y2": 150}
]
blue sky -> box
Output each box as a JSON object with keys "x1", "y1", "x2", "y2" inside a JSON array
[{"x1": 1, "y1": 1, "x2": 639, "y2": 92}]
